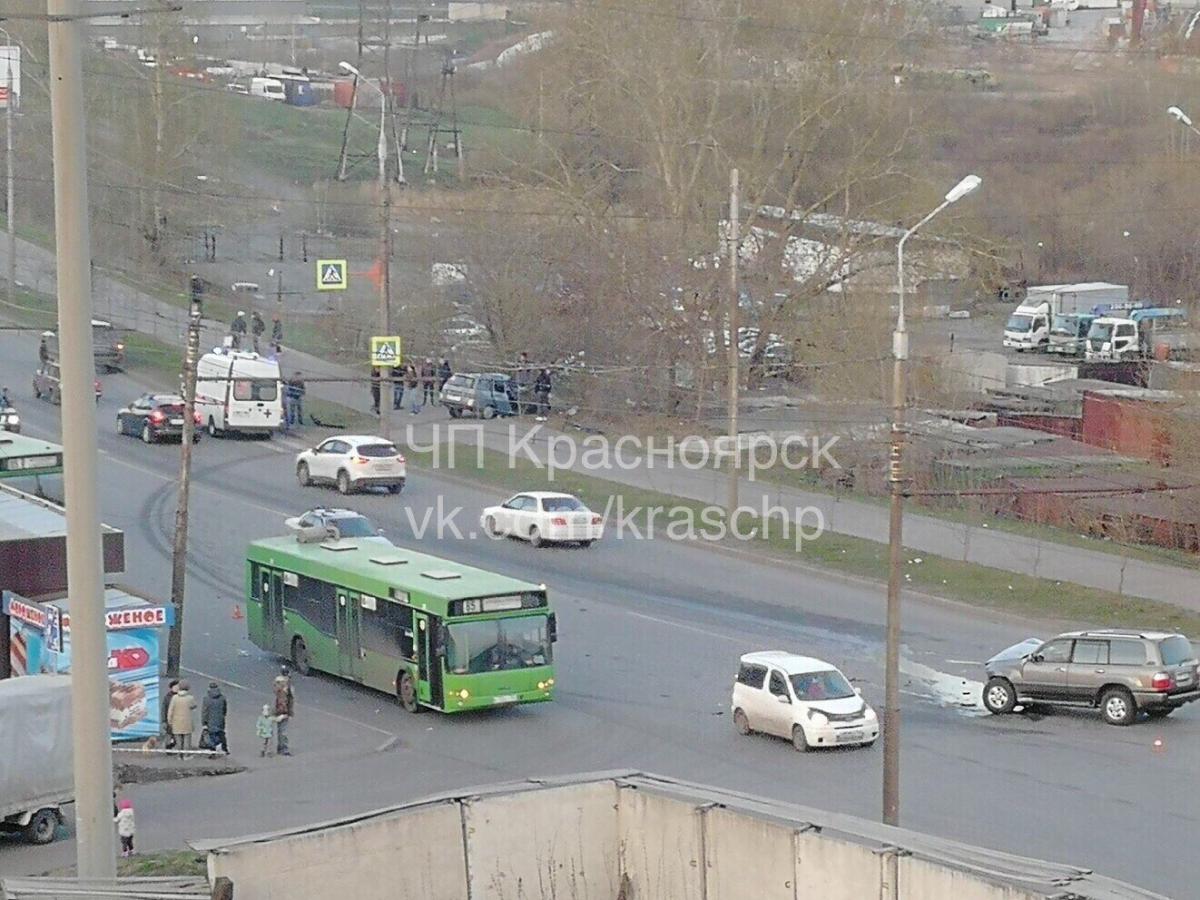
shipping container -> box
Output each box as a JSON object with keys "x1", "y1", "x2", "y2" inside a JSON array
[{"x1": 333, "y1": 78, "x2": 356, "y2": 108}]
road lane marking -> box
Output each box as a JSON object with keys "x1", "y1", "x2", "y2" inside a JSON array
[
  {"x1": 625, "y1": 611, "x2": 744, "y2": 645},
  {"x1": 945, "y1": 659, "x2": 983, "y2": 666}
]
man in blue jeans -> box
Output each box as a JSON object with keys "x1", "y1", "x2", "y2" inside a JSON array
[{"x1": 285, "y1": 372, "x2": 305, "y2": 431}]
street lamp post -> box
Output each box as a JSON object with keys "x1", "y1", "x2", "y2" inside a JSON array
[
  {"x1": 340, "y1": 61, "x2": 393, "y2": 439},
  {"x1": 883, "y1": 174, "x2": 980, "y2": 827},
  {"x1": 1, "y1": 29, "x2": 15, "y2": 317},
  {"x1": 1168, "y1": 106, "x2": 1200, "y2": 158}
]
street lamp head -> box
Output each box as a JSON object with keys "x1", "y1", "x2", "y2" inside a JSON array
[
  {"x1": 945, "y1": 174, "x2": 982, "y2": 204},
  {"x1": 338, "y1": 61, "x2": 361, "y2": 77},
  {"x1": 1168, "y1": 105, "x2": 1193, "y2": 126}
]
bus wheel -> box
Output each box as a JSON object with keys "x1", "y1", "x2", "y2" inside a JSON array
[
  {"x1": 290, "y1": 637, "x2": 310, "y2": 676},
  {"x1": 398, "y1": 672, "x2": 421, "y2": 713}
]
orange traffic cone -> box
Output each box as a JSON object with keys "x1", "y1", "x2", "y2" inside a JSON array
[{"x1": 231, "y1": 603, "x2": 244, "y2": 621}]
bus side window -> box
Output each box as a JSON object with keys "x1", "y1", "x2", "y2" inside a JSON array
[
  {"x1": 250, "y1": 563, "x2": 262, "y2": 601},
  {"x1": 400, "y1": 627, "x2": 415, "y2": 661}
]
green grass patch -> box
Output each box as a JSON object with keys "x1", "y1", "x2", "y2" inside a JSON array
[
  {"x1": 118, "y1": 850, "x2": 208, "y2": 877},
  {"x1": 404, "y1": 440, "x2": 1200, "y2": 635}
]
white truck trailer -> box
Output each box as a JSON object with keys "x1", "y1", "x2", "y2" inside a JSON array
[{"x1": 0, "y1": 675, "x2": 73, "y2": 844}]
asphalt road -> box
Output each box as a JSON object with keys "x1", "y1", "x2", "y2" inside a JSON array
[{"x1": 0, "y1": 331, "x2": 1194, "y2": 896}]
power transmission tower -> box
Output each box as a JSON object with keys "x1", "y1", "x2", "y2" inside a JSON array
[
  {"x1": 423, "y1": 51, "x2": 463, "y2": 179},
  {"x1": 335, "y1": 0, "x2": 368, "y2": 180}
]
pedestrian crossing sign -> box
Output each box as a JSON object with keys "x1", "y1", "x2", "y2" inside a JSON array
[
  {"x1": 316, "y1": 259, "x2": 348, "y2": 291},
  {"x1": 370, "y1": 336, "x2": 402, "y2": 367}
]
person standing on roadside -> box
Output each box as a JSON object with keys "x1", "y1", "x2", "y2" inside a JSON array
[
  {"x1": 438, "y1": 357, "x2": 452, "y2": 391},
  {"x1": 114, "y1": 799, "x2": 136, "y2": 857},
  {"x1": 167, "y1": 681, "x2": 197, "y2": 751},
  {"x1": 273, "y1": 670, "x2": 294, "y2": 756},
  {"x1": 201, "y1": 681, "x2": 230, "y2": 755},
  {"x1": 405, "y1": 364, "x2": 421, "y2": 415},
  {"x1": 391, "y1": 364, "x2": 404, "y2": 411},
  {"x1": 534, "y1": 367, "x2": 552, "y2": 419},
  {"x1": 230, "y1": 311, "x2": 247, "y2": 350},
  {"x1": 515, "y1": 351, "x2": 533, "y2": 415},
  {"x1": 161, "y1": 679, "x2": 179, "y2": 749},
  {"x1": 251, "y1": 310, "x2": 266, "y2": 353},
  {"x1": 369, "y1": 367, "x2": 382, "y2": 415},
  {"x1": 271, "y1": 313, "x2": 284, "y2": 355},
  {"x1": 256, "y1": 704, "x2": 275, "y2": 757},
  {"x1": 421, "y1": 358, "x2": 436, "y2": 406}
]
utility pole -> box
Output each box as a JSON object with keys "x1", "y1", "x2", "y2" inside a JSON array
[
  {"x1": 167, "y1": 276, "x2": 202, "y2": 680},
  {"x1": 378, "y1": 168, "x2": 392, "y2": 440},
  {"x1": 883, "y1": 174, "x2": 981, "y2": 827},
  {"x1": 726, "y1": 168, "x2": 740, "y2": 516},
  {"x1": 5, "y1": 54, "x2": 14, "y2": 315},
  {"x1": 47, "y1": 0, "x2": 117, "y2": 876}
]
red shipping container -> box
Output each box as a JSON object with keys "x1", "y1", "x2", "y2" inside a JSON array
[{"x1": 333, "y1": 78, "x2": 356, "y2": 108}]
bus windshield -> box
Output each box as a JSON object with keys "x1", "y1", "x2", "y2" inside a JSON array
[{"x1": 446, "y1": 615, "x2": 551, "y2": 674}]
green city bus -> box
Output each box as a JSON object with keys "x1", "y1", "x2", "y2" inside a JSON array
[{"x1": 245, "y1": 535, "x2": 557, "y2": 713}]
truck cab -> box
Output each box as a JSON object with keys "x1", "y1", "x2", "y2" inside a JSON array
[
  {"x1": 1003, "y1": 302, "x2": 1051, "y2": 351},
  {"x1": 1047, "y1": 313, "x2": 1096, "y2": 356},
  {"x1": 1084, "y1": 316, "x2": 1139, "y2": 362}
]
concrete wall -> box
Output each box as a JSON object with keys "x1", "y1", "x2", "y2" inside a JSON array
[
  {"x1": 939, "y1": 351, "x2": 1007, "y2": 396},
  {"x1": 203, "y1": 776, "x2": 1127, "y2": 900},
  {"x1": 1006, "y1": 363, "x2": 1077, "y2": 388},
  {"x1": 206, "y1": 801, "x2": 466, "y2": 900}
]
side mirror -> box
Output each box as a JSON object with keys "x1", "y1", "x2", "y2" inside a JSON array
[
  {"x1": 547, "y1": 613, "x2": 558, "y2": 644},
  {"x1": 1030, "y1": 654, "x2": 1043, "y2": 663},
  {"x1": 854, "y1": 687, "x2": 863, "y2": 696},
  {"x1": 776, "y1": 694, "x2": 790, "y2": 705}
]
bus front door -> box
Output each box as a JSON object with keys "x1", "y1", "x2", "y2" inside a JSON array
[
  {"x1": 415, "y1": 613, "x2": 444, "y2": 708},
  {"x1": 335, "y1": 590, "x2": 362, "y2": 680},
  {"x1": 259, "y1": 568, "x2": 284, "y2": 650}
]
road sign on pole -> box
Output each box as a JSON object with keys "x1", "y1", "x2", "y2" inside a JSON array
[
  {"x1": 316, "y1": 259, "x2": 348, "y2": 291},
  {"x1": 370, "y1": 335, "x2": 402, "y2": 367}
]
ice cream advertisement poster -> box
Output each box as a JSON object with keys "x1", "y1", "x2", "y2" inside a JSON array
[{"x1": 3, "y1": 590, "x2": 174, "y2": 742}]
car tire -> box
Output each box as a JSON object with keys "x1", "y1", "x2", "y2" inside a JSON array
[
  {"x1": 579, "y1": 540, "x2": 594, "y2": 548},
  {"x1": 141, "y1": 423, "x2": 155, "y2": 444},
  {"x1": 336, "y1": 470, "x2": 352, "y2": 495},
  {"x1": 448, "y1": 407, "x2": 461, "y2": 419},
  {"x1": 398, "y1": 672, "x2": 422, "y2": 713},
  {"x1": 791, "y1": 724, "x2": 810, "y2": 752},
  {"x1": 1145, "y1": 708, "x2": 1173, "y2": 720},
  {"x1": 733, "y1": 708, "x2": 751, "y2": 736},
  {"x1": 24, "y1": 808, "x2": 58, "y2": 845},
  {"x1": 482, "y1": 404, "x2": 497, "y2": 420},
  {"x1": 485, "y1": 516, "x2": 499, "y2": 537},
  {"x1": 388, "y1": 483, "x2": 403, "y2": 495},
  {"x1": 983, "y1": 677, "x2": 1017, "y2": 715},
  {"x1": 297, "y1": 462, "x2": 311, "y2": 487},
  {"x1": 207, "y1": 418, "x2": 219, "y2": 438},
  {"x1": 290, "y1": 637, "x2": 310, "y2": 676},
  {"x1": 529, "y1": 526, "x2": 543, "y2": 548},
  {"x1": 1101, "y1": 687, "x2": 1136, "y2": 726}
]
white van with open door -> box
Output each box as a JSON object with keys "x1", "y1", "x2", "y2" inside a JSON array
[{"x1": 196, "y1": 348, "x2": 283, "y2": 437}]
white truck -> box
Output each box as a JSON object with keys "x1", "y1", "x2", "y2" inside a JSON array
[
  {"x1": 196, "y1": 348, "x2": 283, "y2": 437},
  {"x1": 1002, "y1": 282, "x2": 1129, "y2": 352},
  {"x1": 1084, "y1": 309, "x2": 1194, "y2": 362},
  {"x1": 0, "y1": 675, "x2": 73, "y2": 844}
]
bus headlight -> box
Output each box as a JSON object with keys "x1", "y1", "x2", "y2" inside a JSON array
[
  {"x1": 537, "y1": 681, "x2": 545, "y2": 690},
  {"x1": 458, "y1": 689, "x2": 470, "y2": 701},
  {"x1": 547, "y1": 678, "x2": 555, "y2": 686}
]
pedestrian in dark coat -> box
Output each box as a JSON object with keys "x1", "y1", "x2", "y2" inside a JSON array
[
  {"x1": 369, "y1": 367, "x2": 382, "y2": 414},
  {"x1": 421, "y1": 359, "x2": 436, "y2": 406},
  {"x1": 161, "y1": 679, "x2": 179, "y2": 749},
  {"x1": 438, "y1": 358, "x2": 452, "y2": 390},
  {"x1": 201, "y1": 682, "x2": 230, "y2": 755}
]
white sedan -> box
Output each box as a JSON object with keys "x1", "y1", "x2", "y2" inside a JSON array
[
  {"x1": 295, "y1": 435, "x2": 407, "y2": 495},
  {"x1": 481, "y1": 492, "x2": 604, "y2": 547}
]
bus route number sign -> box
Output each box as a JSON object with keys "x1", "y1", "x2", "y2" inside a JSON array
[{"x1": 370, "y1": 336, "x2": 402, "y2": 367}]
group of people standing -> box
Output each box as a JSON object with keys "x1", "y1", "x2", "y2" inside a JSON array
[
  {"x1": 159, "y1": 668, "x2": 295, "y2": 758},
  {"x1": 370, "y1": 357, "x2": 452, "y2": 416},
  {"x1": 228, "y1": 310, "x2": 284, "y2": 355},
  {"x1": 515, "y1": 352, "x2": 553, "y2": 418}
]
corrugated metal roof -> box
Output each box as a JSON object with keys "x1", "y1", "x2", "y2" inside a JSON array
[
  {"x1": 0, "y1": 483, "x2": 119, "y2": 543},
  {"x1": 0, "y1": 877, "x2": 209, "y2": 900}
]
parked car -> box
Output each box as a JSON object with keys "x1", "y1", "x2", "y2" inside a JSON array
[
  {"x1": 33, "y1": 363, "x2": 101, "y2": 405},
  {"x1": 116, "y1": 393, "x2": 201, "y2": 443},
  {"x1": 0, "y1": 404, "x2": 19, "y2": 434},
  {"x1": 283, "y1": 508, "x2": 389, "y2": 543},
  {"x1": 731, "y1": 651, "x2": 878, "y2": 751},
  {"x1": 983, "y1": 629, "x2": 1200, "y2": 725},
  {"x1": 440, "y1": 373, "x2": 516, "y2": 419},
  {"x1": 295, "y1": 435, "x2": 407, "y2": 495},
  {"x1": 41, "y1": 320, "x2": 126, "y2": 372},
  {"x1": 480, "y1": 492, "x2": 604, "y2": 548}
]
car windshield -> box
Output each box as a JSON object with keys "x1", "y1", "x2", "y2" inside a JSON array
[
  {"x1": 1088, "y1": 323, "x2": 1114, "y2": 342},
  {"x1": 1005, "y1": 315, "x2": 1033, "y2": 333},
  {"x1": 357, "y1": 443, "x2": 399, "y2": 458},
  {"x1": 233, "y1": 378, "x2": 278, "y2": 401},
  {"x1": 1159, "y1": 635, "x2": 1196, "y2": 666},
  {"x1": 446, "y1": 616, "x2": 551, "y2": 674},
  {"x1": 543, "y1": 497, "x2": 586, "y2": 512},
  {"x1": 790, "y1": 669, "x2": 855, "y2": 701},
  {"x1": 328, "y1": 515, "x2": 375, "y2": 537}
]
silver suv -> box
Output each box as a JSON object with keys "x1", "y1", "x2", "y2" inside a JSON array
[{"x1": 983, "y1": 629, "x2": 1199, "y2": 726}]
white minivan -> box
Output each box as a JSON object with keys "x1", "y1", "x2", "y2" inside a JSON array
[
  {"x1": 731, "y1": 651, "x2": 878, "y2": 751},
  {"x1": 195, "y1": 348, "x2": 283, "y2": 437}
]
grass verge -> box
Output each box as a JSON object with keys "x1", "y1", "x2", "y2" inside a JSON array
[
  {"x1": 404, "y1": 440, "x2": 1200, "y2": 635},
  {"x1": 48, "y1": 849, "x2": 208, "y2": 878}
]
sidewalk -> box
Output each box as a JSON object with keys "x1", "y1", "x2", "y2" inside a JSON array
[{"x1": 3, "y1": 230, "x2": 1196, "y2": 609}]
